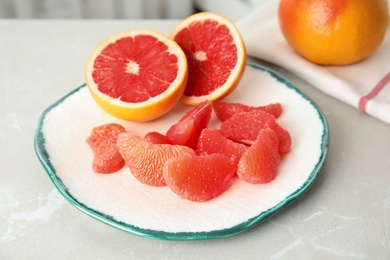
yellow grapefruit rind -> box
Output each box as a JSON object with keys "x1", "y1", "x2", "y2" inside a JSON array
[
  {"x1": 170, "y1": 12, "x2": 247, "y2": 106},
  {"x1": 85, "y1": 30, "x2": 188, "y2": 122}
]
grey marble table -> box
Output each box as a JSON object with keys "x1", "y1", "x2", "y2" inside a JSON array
[{"x1": 1, "y1": 20, "x2": 389, "y2": 259}]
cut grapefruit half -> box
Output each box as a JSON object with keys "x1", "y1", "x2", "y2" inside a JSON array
[
  {"x1": 170, "y1": 12, "x2": 247, "y2": 105},
  {"x1": 85, "y1": 30, "x2": 188, "y2": 122}
]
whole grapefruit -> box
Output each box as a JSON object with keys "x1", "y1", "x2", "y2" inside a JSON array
[{"x1": 278, "y1": 0, "x2": 389, "y2": 65}]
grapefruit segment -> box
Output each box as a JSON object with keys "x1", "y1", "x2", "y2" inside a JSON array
[
  {"x1": 85, "y1": 30, "x2": 188, "y2": 122},
  {"x1": 275, "y1": 124, "x2": 292, "y2": 155},
  {"x1": 163, "y1": 153, "x2": 236, "y2": 202},
  {"x1": 166, "y1": 100, "x2": 212, "y2": 149},
  {"x1": 220, "y1": 109, "x2": 291, "y2": 155},
  {"x1": 144, "y1": 131, "x2": 170, "y2": 144},
  {"x1": 220, "y1": 109, "x2": 277, "y2": 143},
  {"x1": 117, "y1": 132, "x2": 195, "y2": 186},
  {"x1": 171, "y1": 12, "x2": 247, "y2": 105},
  {"x1": 86, "y1": 123, "x2": 126, "y2": 173},
  {"x1": 197, "y1": 128, "x2": 248, "y2": 167},
  {"x1": 213, "y1": 101, "x2": 283, "y2": 121},
  {"x1": 237, "y1": 128, "x2": 281, "y2": 184}
]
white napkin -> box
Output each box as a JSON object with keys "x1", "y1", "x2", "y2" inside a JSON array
[{"x1": 236, "y1": 1, "x2": 390, "y2": 124}]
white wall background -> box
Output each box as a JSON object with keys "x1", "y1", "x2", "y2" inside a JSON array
[
  {"x1": 1, "y1": 0, "x2": 387, "y2": 21},
  {"x1": 195, "y1": 0, "x2": 273, "y2": 21},
  {"x1": 0, "y1": 0, "x2": 274, "y2": 20},
  {"x1": 0, "y1": 0, "x2": 194, "y2": 19}
]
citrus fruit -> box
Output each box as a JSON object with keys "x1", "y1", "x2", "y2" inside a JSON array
[
  {"x1": 163, "y1": 153, "x2": 236, "y2": 202},
  {"x1": 170, "y1": 12, "x2": 247, "y2": 105},
  {"x1": 86, "y1": 123, "x2": 126, "y2": 173},
  {"x1": 220, "y1": 109, "x2": 278, "y2": 142},
  {"x1": 275, "y1": 125, "x2": 292, "y2": 155},
  {"x1": 213, "y1": 101, "x2": 283, "y2": 121},
  {"x1": 197, "y1": 128, "x2": 248, "y2": 167},
  {"x1": 220, "y1": 109, "x2": 291, "y2": 155},
  {"x1": 237, "y1": 128, "x2": 281, "y2": 184},
  {"x1": 116, "y1": 132, "x2": 195, "y2": 186},
  {"x1": 144, "y1": 131, "x2": 170, "y2": 144},
  {"x1": 85, "y1": 30, "x2": 188, "y2": 122},
  {"x1": 166, "y1": 100, "x2": 212, "y2": 149},
  {"x1": 278, "y1": 0, "x2": 389, "y2": 65}
]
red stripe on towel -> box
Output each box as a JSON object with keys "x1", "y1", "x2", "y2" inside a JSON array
[{"x1": 358, "y1": 72, "x2": 390, "y2": 112}]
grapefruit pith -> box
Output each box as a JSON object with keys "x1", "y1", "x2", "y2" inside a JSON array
[
  {"x1": 171, "y1": 12, "x2": 247, "y2": 105},
  {"x1": 85, "y1": 30, "x2": 188, "y2": 122}
]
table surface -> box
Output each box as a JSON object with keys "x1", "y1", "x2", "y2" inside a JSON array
[{"x1": 1, "y1": 19, "x2": 389, "y2": 259}]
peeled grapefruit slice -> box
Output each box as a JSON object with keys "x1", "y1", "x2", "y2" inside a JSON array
[
  {"x1": 166, "y1": 100, "x2": 212, "y2": 149},
  {"x1": 220, "y1": 109, "x2": 277, "y2": 143},
  {"x1": 144, "y1": 131, "x2": 170, "y2": 145},
  {"x1": 86, "y1": 123, "x2": 126, "y2": 173},
  {"x1": 170, "y1": 12, "x2": 247, "y2": 105},
  {"x1": 213, "y1": 101, "x2": 283, "y2": 121},
  {"x1": 237, "y1": 128, "x2": 281, "y2": 184},
  {"x1": 163, "y1": 153, "x2": 236, "y2": 202},
  {"x1": 117, "y1": 132, "x2": 195, "y2": 186},
  {"x1": 197, "y1": 128, "x2": 248, "y2": 167},
  {"x1": 85, "y1": 30, "x2": 188, "y2": 122},
  {"x1": 220, "y1": 109, "x2": 291, "y2": 155},
  {"x1": 275, "y1": 125, "x2": 292, "y2": 155}
]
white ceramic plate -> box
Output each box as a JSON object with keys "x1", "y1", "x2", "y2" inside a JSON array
[{"x1": 34, "y1": 63, "x2": 329, "y2": 240}]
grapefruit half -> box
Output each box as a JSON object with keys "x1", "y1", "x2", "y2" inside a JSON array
[
  {"x1": 170, "y1": 12, "x2": 247, "y2": 105},
  {"x1": 85, "y1": 30, "x2": 188, "y2": 122}
]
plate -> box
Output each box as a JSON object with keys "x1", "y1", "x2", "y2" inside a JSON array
[{"x1": 34, "y1": 63, "x2": 329, "y2": 240}]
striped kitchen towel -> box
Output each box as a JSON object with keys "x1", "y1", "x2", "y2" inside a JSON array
[{"x1": 237, "y1": 1, "x2": 390, "y2": 124}]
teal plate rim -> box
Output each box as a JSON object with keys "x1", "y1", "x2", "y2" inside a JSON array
[{"x1": 34, "y1": 63, "x2": 329, "y2": 240}]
